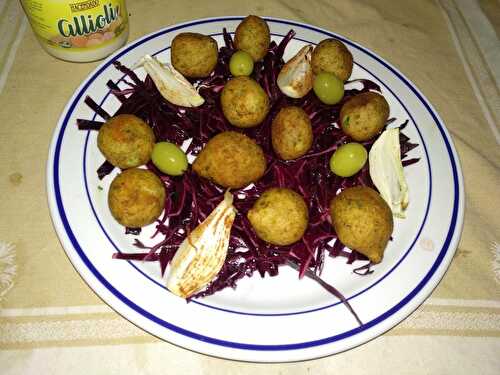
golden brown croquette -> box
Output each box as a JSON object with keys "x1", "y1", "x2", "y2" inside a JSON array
[
  {"x1": 108, "y1": 168, "x2": 166, "y2": 228},
  {"x1": 192, "y1": 131, "x2": 266, "y2": 189},
  {"x1": 329, "y1": 186, "x2": 393, "y2": 263},
  {"x1": 171, "y1": 32, "x2": 218, "y2": 78},
  {"x1": 247, "y1": 188, "x2": 309, "y2": 246},
  {"x1": 311, "y1": 38, "x2": 353, "y2": 82},
  {"x1": 340, "y1": 91, "x2": 390, "y2": 141},
  {"x1": 234, "y1": 15, "x2": 270, "y2": 62},
  {"x1": 271, "y1": 106, "x2": 313, "y2": 160},
  {"x1": 221, "y1": 76, "x2": 270, "y2": 128},
  {"x1": 97, "y1": 114, "x2": 155, "y2": 169}
]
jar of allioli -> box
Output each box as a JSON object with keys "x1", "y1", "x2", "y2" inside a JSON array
[{"x1": 20, "y1": 0, "x2": 129, "y2": 62}]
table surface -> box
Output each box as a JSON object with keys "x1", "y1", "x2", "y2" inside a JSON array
[{"x1": 1, "y1": 0, "x2": 499, "y2": 373}]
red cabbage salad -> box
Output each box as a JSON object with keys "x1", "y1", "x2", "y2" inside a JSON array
[{"x1": 77, "y1": 27, "x2": 419, "y2": 325}]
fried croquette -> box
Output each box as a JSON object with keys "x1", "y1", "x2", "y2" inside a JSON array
[
  {"x1": 221, "y1": 76, "x2": 270, "y2": 128},
  {"x1": 311, "y1": 38, "x2": 353, "y2": 82},
  {"x1": 97, "y1": 114, "x2": 155, "y2": 169},
  {"x1": 329, "y1": 186, "x2": 393, "y2": 263},
  {"x1": 108, "y1": 168, "x2": 166, "y2": 228},
  {"x1": 234, "y1": 15, "x2": 270, "y2": 62},
  {"x1": 340, "y1": 91, "x2": 390, "y2": 141},
  {"x1": 192, "y1": 131, "x2": 266, "y2": 188},
  {"x1": 271, "y1": 106, "x2": 313, "y2": 160},
  {"x1": 171, "y1": 32, "x2": 218, "y2": 78},
  {"x1": 247, "y1": 188, "x2": 309, "y2": 246}
]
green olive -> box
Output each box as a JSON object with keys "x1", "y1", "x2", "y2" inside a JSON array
[
  {"x1": 329, "y1": 142, "x2": 368, "y2": 177},
  {"x1": 151, "y1": 142, "x2": 188, "y2": 176},
  {"x1": 229, "y1": 50, "x2": 254, "y2": 76},
  {"x1": 313, "y1": 72, "x2": 344, "y2": 105}
]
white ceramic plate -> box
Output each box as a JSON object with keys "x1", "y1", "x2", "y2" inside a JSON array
[{"x1": 47, "y1": 17, "x2": 464, "y2": 362}]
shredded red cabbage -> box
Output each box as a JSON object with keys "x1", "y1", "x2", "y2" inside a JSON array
[{"x1": 78, "y1": 28, "x2": 419, "y2": 324}]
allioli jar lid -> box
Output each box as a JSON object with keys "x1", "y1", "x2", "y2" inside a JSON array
[{"x1": 20, "y1": 0, "x2": 129, "y2": 62}]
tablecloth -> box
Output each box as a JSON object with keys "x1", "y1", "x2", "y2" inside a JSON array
[{"x1": 0, "y1": 0, "x2": 499, "y2": 373}]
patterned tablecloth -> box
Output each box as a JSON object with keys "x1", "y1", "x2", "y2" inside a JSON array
[{"x1": 0, "y1": 0, "x2": 499, "y2": 373}]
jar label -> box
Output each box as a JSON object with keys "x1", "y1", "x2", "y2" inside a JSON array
[{"x1": 21, "y1": 0, "x2": 128, "y2": 51}]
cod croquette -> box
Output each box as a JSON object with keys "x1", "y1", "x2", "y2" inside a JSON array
[
  {"x1": 329, "y1": 186, "x2": 393, "y2": 263},
  {"x1": 108, "y1": 168, "x2": 166, "y2": 228},
  {"x1": 97, "y1": 114, "x2": 155, "y2": 169},
  {"x1": 340, "y1": 91, "x2": 390, "y2": 141},
  {"x1": 247, "y1": 188, "x2": 309, "y2": 246},
  {"x1": 221, "y1": 76, "x2": 270, "y2": 128},
  {"x1": 271, "y1": 106, "x2": 313, "y2": 160},
  {"x1": 192, "y1": 131, "x2": 266, "y2": 189},
  {"x1": 234, "y1": 15, "x2": 270, "y2": 62},
  {"x1": 171, "y1": 32, "x2": 218, "y2": 78},
  {"x1": 311, "y1": 38, "x2": 353, "y2": 82}
]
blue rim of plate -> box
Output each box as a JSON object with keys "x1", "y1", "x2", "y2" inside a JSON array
[
  {"x1": 51, "y1": 17, "x2": 461, "y2": 351},
  {"x1": 81, "y1": 32, "x2": 432, "y2": 317}
]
